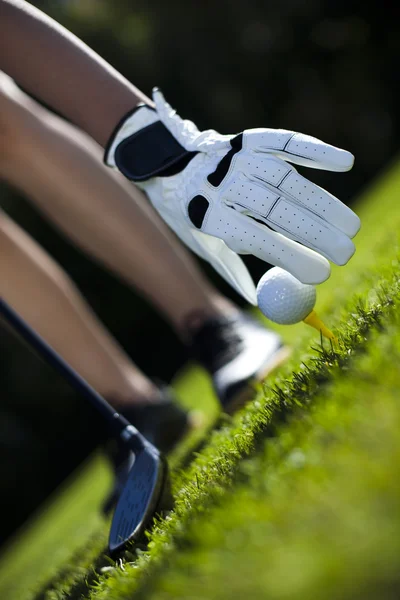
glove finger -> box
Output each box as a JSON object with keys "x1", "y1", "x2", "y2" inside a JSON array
[
  {"x1": 151, "y1": 195, "x2": 258, "y2": 304},
  {"x1": 207, "y1": 205, "x2": 331, "y2": 284},
  {"x1": 225, "y1": 167, "x2": 360, "y2": 239},
  {"x1": 263, "y1": 198, "x2": 355, "y2": 265},
  {"x1": 247, "y1": 129, "x2": 354, "y2": 172},
  {"x1": 222, "y1": 173, "x2": 281, "y2": 217},
  {"x1": 222, "y1": 181, "x2": 354, "y2": 266},
  {"x1": 190, "y1": 229, "x2": 257, "y2": 304},
  {"x1": 276, "y1": 169, "x2": 360, "y2": 238}
]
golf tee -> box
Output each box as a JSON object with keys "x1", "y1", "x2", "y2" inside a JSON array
[{"x1": 303, "y1": 310, "x2": 338, "y2": 343}]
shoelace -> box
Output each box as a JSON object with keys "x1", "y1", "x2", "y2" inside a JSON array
[{"x1": 188, "y1": 316, "x2": 245, "y2": 373}]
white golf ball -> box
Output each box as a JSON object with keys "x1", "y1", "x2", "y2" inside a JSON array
[{"x1": 256, "y1": 267, "x2": 316, "y2": 325}]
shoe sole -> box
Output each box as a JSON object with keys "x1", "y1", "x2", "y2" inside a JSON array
[{"x1": 223, "y1": 345, "x2": 292, "y2": 416}]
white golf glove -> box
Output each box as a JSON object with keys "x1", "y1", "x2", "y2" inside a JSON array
[{"x1": 105, "y1": 89, "x2": 360, "y2": 304}]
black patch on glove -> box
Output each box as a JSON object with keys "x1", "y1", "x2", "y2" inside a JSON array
[
  {"x1": 207, "y1": 134, "x2": 243, "y2": 187},
  {"x1": 188, "y1": 195, "x2": 210, "y2": 228},
  {"x1": 115, "y1": 121, "x2": 198, "y2": 181}
]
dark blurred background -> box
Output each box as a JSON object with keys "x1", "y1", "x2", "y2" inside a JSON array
[{"x1": 1, "y1": 0, "x2": 399, "y2": 546}]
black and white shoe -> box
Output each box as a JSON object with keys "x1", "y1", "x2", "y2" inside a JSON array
[{"x1": 188, "y1": 312, "x2": 290, "y2": 414}]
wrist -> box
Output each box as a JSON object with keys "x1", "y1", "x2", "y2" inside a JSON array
[
  {"x1": 104, "y1": 97, "x2": 198, "y2": 182},
  {"x1": 104, "y1": 103, "x2": 158, "y2": 170}
]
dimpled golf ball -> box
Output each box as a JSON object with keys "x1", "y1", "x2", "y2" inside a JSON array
[{"x1": 257, "y1": 267, "x2": 316, "y2": 325}]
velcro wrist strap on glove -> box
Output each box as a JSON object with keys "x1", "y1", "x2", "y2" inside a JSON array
[{"x1": 104, "y1": 104, "x2": 197, "y2": 181}]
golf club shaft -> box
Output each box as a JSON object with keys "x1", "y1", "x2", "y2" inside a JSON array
[{"x1": 0, "y1": 297, "x2": 145, "y2": 447}]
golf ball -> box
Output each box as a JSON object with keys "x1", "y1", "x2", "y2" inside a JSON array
[{"x1": 256, "y1": 267, "x2": 316, "y2": 325}]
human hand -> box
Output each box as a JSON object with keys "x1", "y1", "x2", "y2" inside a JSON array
[{"x1": 105, "y1": 90, "x2": 359, "y2": 304}]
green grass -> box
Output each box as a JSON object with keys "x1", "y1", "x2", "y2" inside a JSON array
[
  {"x1": 139, "y1": 281, "x2": 400, "y2": 600},
  {"x1": 0, "y1": 453, "x2": 110, "y2": 600},
  {"x1": 2, "y1": 159, "x2": 400, "y2": 600}
]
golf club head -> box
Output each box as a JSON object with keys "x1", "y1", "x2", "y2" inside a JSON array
[
  {"x1": 0, "y1": 299, "x2": 174, "y2": 556},
  {"x1": 108, "y1": 445, "x2": 172, "y2": 554}
]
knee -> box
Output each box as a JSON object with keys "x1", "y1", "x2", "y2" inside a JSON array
[
  {"x1": 0, "y1": 214, "x2": 32, "y2": 269},
  {"x1": 0, "y1": 211, "x2": 73, "y2": 293},
  {"x1": 0, "y1": 213, "x2": 40, "y2": 281}
]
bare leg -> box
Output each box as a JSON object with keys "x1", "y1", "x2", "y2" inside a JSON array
[
  {"x1": 0, "y1": 0, "x2": 150, "y2": 145},
  {"x1": 0, "y1": 74, "x2": 234, "y2": 339},
  {"x1": 0, "y1": 211, "x2": 160, "y2": 406}
]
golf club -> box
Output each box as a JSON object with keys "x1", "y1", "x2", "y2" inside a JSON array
[{"x1": 0, "y1": 297, "x2": 172, "y2": 554}]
